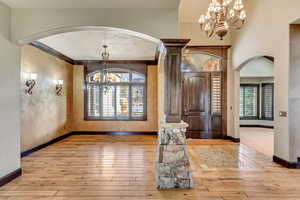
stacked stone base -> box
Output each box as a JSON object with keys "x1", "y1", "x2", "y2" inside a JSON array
[{"x1": 156, "y1": 122, "x2": 193, "y2": 189}]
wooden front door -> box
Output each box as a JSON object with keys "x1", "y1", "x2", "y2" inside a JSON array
[{"x1": 182, "y1": 72, "x2": 222, "y2": 139}]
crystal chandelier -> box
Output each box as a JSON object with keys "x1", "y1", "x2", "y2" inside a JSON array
[
  {"x1": 198, "y1": 0, "x2": 246, "y2": 40},
  {"x1": 101, "y1": 45, "x2": 111, "y2": 94}
]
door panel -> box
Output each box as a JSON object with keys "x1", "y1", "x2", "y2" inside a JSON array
[
  {"x1": 183, "y1": 73, "x2": 211, "y2": 139},
  {"x1": 182, "y1": 72, "x2": 223, "y2": 139}
]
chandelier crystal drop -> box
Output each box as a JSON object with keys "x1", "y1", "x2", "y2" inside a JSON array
[{"x1": 198, "y1": 0, "x2": 246, "y2": 40}]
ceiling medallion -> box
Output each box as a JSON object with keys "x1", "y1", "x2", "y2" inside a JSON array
[{"x1": 198, "y1": 0, "x2": 246, "y2": 40}]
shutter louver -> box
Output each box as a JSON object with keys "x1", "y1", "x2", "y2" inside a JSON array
[
  {"x1": 262, "y1": 84, "x2": 274, "y2": 120},
  {"x1": 211, "y1": 73, "x2": 222, "y2": 114},
  {"x1": 85, "y1": 68, "x2": 146, "y2": 121},
  {"x1": 240, "y1": 85, "x2": 259, "y2": 119},
  {"x1": 132, "y1": 86, "x2": 145, "y2": 118},
  {"x1": 87, "y1": 84, "x2": 100, "y2": 118},
  {"x1": 116, "y1": 86, "x2": 129, "y2": 118}
]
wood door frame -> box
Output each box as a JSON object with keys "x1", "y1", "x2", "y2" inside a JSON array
[{"x1": 183, "y1": 45, "x2": 231, "y2": 138}]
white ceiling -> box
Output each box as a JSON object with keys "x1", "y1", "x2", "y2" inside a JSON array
[
  {"x1": 179, "y1": 0, "x2": 211, "y2": 22},
  {"x1": 38, "y1": 31, "x2": 159, "y2": 60},
  {"x1": 1, "y1": 0, "x2": 180, "y2": 8}
]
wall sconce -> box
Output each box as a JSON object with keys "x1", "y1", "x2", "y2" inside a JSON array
[
  {"x1": 25, "y1": 73, "x2": 37, "y2": 95},
  {"x1": 54, "y1": 80, "x2": 64, "y2": 96}
]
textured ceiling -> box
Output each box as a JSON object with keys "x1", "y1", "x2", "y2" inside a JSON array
[
  {"x1": 38, "y1": 31, "x2": 159, "y2": 60},
  {"x1": 1, "y1": 0, "x2": 180, "y2": 8}
]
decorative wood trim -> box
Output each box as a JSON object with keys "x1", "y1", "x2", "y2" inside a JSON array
[
  {"x1": 273, "y1": 156, "x2": 300, "y2": 169},
  {"x1": 21, "y1": 132, "x2": 73, "y2": 157},
  {"x1": 0, "y1": 168, "x2": 22, "y2": 187},
  {"x1": 30, "y1": 42, "x2": 158, "y2": 66},
  {"x1": 240, "y1": 125, "x2": 274, "y2": 129},
  {"x1": 75, "y1": 60, "x2": 158, "y2": 66},
  {"x1": 30, "y1": 41, "x2": 75, "y2": 64},
  {"x1": 72, "y1": 131, "x2": 158, "y2": 135},
  {"x1": 21, "y1": 131, "x2": 157, "y2": 158},
  {"x1": 161, "y1": 39, "x2": 190, "y2": 123},
  {"x1": 225, "y1": 136, "x2": 240, "y2": 143},
  {"x1": 182, "y1": 45, "x2": 229, "y2": 138}
]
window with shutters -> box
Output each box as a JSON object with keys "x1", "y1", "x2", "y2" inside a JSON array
[
  {"x1": 85, "y1": 68, "x2": 147, "y2": 121},
  {"x1": 262, "y1": 83, "x2": 274, "y2": 120},
  {"x1": 240, "y1": 84, "x2": 259, "y2": 119}
]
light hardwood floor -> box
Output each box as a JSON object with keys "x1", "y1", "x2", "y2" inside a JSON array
[
  {"x1": 240, "y1": 127, "x2": 274, "y2": 157},
  {"x1": 1, "y1": 134, "x2": 300, "y2": 200}
]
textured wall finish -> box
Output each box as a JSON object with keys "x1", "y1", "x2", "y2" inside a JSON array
[
  {"x1": 72, "y1": 65, "x2": 158, "y2": 132},
  {"x1": 21, "y1": 45, "x2": 73, "y2": 152}
]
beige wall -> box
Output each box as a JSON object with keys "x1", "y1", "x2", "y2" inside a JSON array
[
  {"x1": 73, "y1": 65, "x2": 158, "y2": 132},
  {"x1": 180, "y1": 23, "x2": 232, "y2": 45},
  {"x1": 231, "y1": 0, "x2": 300, "y2": 162},
  {"x1": 11, "y1": 8, "x2": 178, "y2": 43},
  {"x1": 289, "y1": 24, "x2": 300, "y2": 162},
  {"x1": 21, "y1": 45, "x2": 73, "y2": 152},
  {"x1": 0, "y1": 2, "x2": 21, "y2": 179}
]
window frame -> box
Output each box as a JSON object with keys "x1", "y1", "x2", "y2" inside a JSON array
[
  {"x1": 84, "y1": 64, "x2": 147, "y2": 121},
  {"x1": 261, "y1": 83, "x2": 274, "y2": 121},
  {"x1": 240, "y1": 84, "x2": 260, "y2": 120}
]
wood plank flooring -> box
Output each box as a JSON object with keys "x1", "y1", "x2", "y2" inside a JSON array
[{"x1": 1, "y1": 134, "x2": 300, "y2": 200}]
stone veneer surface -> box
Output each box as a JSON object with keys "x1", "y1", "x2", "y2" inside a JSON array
[{"x1": 156, "y1": 122, "x2": 194, "y2": 189}]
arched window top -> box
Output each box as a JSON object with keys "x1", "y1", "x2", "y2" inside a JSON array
[
  {"x1": 86, "y1": 68, "x2": 146, "y2": 84},
  {"x1": 182, "y1": 53, "x2": 222, "y2": 72},
  {"x1": 84, "y1": 64, "x2": 147, "y2": 121}
]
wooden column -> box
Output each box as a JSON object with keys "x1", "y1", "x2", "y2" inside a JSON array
[{"x1": 161, "y1": 39, "x2": 190, "y2": 123}]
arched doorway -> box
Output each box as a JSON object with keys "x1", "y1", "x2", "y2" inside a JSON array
[
  {"x1": 236, "y1": 56, "x2": 275, "y2": 156},
  {"x1": 19, "y1": 26, "x2": 161, "y2": 152}
]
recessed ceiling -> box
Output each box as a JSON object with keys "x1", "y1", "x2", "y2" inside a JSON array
[
  {"x1": 1, "y1": 0, "x2": 180, "y2": 8},
  {"x1": 38, "y1": 31, "x2": 159, "y2": 60}
]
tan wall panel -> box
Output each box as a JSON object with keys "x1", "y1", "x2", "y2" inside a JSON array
[
  {"x1": 73, "y1": 65, "x2": 158, "y2": 132},
  {"x1": 21, "y1": 45, "x2": 73, "y2": 152}
]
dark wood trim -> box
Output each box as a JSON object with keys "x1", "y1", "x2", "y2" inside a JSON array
[
  {"x1": 273, "y1": 156, "x2": 300, "y2": 169},
  {"x1": 263, "y1": 56, "x2": 275, "y2": 62},
  {"x1": 21, "y1": 132, "x2": 73, "y2": 157},
  {"x1": 240, "y1": 125, "x2": 274, "y2": 129},
  {"x1": 74, "y1": 60, "x2": 158, "y2": 66},
  {"x1": 161, "y1": 39, "x2": 190, "y2": 123},
  {"x1": 0, "y1": 168, "x2": 22, "y2": 187},
  {"x1": 72, "y1": 131, "x2": 157, "y2": 135},
  {"x1": 182, "y1": 46, "x2": 229, "y2": 138},
  {"x1": 30, "y1": 41, "x2": 75, "y2": 65},
  {"x1": 225, "y1": 136, "x2": 240, "y2": 143},
  {"x1": 21, "y1": 131, "x2": 157, "y2": 158},
  {"x1": 30, "y1": 41, "x2": 158, "y2": 66}
]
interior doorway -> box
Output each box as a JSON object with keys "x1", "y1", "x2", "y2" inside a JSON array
[
  {"x1": 238, "y1": 56, "x2": 275, "y2": 156},
  {"x1": 181, "y1": 46, "x2": 229, "y2": 139}
]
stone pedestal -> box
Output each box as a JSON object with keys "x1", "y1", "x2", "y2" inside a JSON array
[{"x1": 156, "y1": 122, "x2": 194, "y2": 189}]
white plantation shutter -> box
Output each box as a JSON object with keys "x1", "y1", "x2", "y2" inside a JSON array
[
  {"x1": 87, "y1": 84, "x2": 100, "y2": 118},
  {"x1": 262, "y1": 83, "x2": 274, "y2": 120},
  {"x1": 240, "y1": 85, "x2": 259, "y2": 119},
  {"x1": 85, "y1": 68, "x2": 146, "y2": 120},
  {"x1": 131, "y1": 85, "x2": 145, "y2": 118},
  {"x1": 211, "y1": 73, "x2": 222, "y2": 114}
]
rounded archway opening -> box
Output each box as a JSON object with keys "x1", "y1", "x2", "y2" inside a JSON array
[{"x1": 236, "y1": 56, "x2": 275, "y2": 157}]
